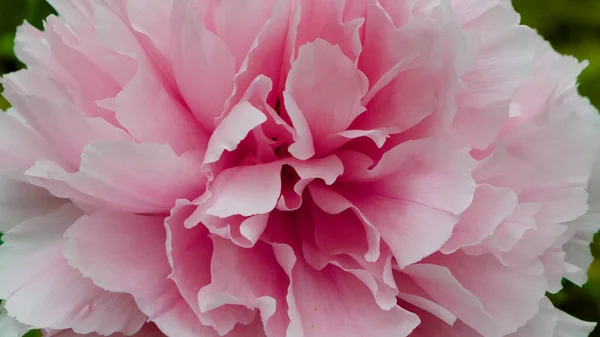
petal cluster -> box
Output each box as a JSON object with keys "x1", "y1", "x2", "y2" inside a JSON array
[{"x1": 0, "y1": 0, "x2": 599, "y2": 336}]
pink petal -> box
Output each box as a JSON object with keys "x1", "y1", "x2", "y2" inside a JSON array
[
  {"x1": 453, "y1": 1, "x2": 536, "y2": 149},
  {"x1": 277, "y1": 155, "x2": 344, "y2": 211},
  {"x1": 287, "y1": 257, "x2": 420, "y2": 337},
  {"x1": 393, "y1": 273, "x2": 457, "y2": 326},
  {"x1": 308, "y1": 202, "x2": 370, "y2": 260},
  {"x1": 422, "y1": 251, "x2": 547, "y2": 335},
  {"x1": 212, "y1": 0, "x2": 277, "y2": 67},
  {"x1": 26, "y1": 141, "x2": 207, "y2": 214},
  {"x1": 64, "y1": 210, "x2": 218, "y2": 337},
  {"x1": 359, "y1": 1, "x2": 419, "y2": 92},
  {"x1": 0, "y1": 109, "x2": 53, "y2": 173},
  {"x1": 0, "y1": 205, "x2": 146, "y2": 335},
  {"x1": 47, "y1": 323, "x2": 166, "y2": 337},
  {"x1": 302, "y1": 245, "x2": 400, "y2": 311},
  {"x1": 308, "y1": 183, "x2": 381, "y2": 262},
  {"x1": 462, "y1": 203, "x2": 539, "y2": 257},
  {"x1": 204, "y1": 101, "x2": 267, "y2": 164},
  {"x1": 355, "y1": 68, "x2": 435, "y2": 135},
  {"x1": 507, "y1": 298, "x2": 558, "y2": 337},
  {"x1": 44, "y1": 18, "x2": 123, "y2": 124},
  {"x1": 284, "y1": 39, "x2": 367, "y2": 155},
  {"x1": 222, "y1": 0, "x2": 291, "y2": 113},
  {"x1": 326, "y1": 139, "x2": 476, "y2": 267},
  {"x1": 13, "y1": 22, "x2": 64, "y2": 78},
  {"x1": 505, "y1": 112, "x2": 600, "y2": 191},
  {"x1": 202, "y1": 162, "x2": 283, "y2": 218},
  {"x1": 291, "y1": 0, "x2": 364, "y2": 63},
  {"x1": 401, "y1": 263, "x2": 504, "y2": 337},
  {"x1": 339, "y1": 139, "x2": 477, "y2": 214},
  {"x1": 402, "y1": 300, "x2": 481, "y2": 337},
  {"x1": 197, "y1": 237, "x2": 288, "y2": 337},
  {"x1": 283, "y1": 92, "x2": 315, "y2": 160},
  {"x1": 0, "y1": 178, "x2": 66, "y2": 232},
  {"x1": 441, "y1": 184, "x2": 518, "y2": 253},
  {"x1": 115, "y1": 63, "x2": 209, "y2": 154},
  {"x1": 170, "y1": 1, "x2": 236, "y2": 132},
  {"x1": 0, "y1": 92, "x2": 132, "y2": 169}
]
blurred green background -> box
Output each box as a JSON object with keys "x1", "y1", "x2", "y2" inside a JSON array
[{"x1": 0, "y1": 0, "x2": 599, "y2": 336}]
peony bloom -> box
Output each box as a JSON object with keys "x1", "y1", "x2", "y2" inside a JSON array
[{"x1": 0, "y1": 0, "x2": 599, "y2": 336}]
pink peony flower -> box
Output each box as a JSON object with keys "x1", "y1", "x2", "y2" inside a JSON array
[{"x1": 0, "y1": 0, "x2": 599, "y2": 336}]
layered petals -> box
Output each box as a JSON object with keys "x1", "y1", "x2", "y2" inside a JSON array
[{"x1": 0, "y1": 0, "x2": 599, "y2": 336}]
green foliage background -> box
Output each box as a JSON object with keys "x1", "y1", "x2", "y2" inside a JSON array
[{"x1": 0, "y1": 0, "x2": 599, "y2": 336}]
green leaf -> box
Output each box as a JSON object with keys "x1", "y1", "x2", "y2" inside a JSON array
[{"x1": 23, "y1": 330, "x2": 43, "y2": 337}]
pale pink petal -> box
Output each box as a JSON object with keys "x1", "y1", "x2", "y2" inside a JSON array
[
  {"x1": 115, "y1": 63, "x2": 209, "y2": 154},
  {"x1": 283, "y1": 92, "x2": 315, "y2": 160},
  {"x1": 339, "y1": 139, "x2": 477, "y2": 214},
  {"x1": 0, "y1": 205, "x2": 146, "y2": 335},
  {"x1": 465, "y1": 202, "x2": 539, "y2": 255},
  {"x1": 303, "y1": 246, "x2": 400, "y2": 311},
  {"x1": 197, "y1": 237, "x2": 288, "y2": 337},
  {"x1": 44, "y1": 18, "x2": 123, "y2": 124},
  {"x1": 212, "y1": 0, "x2": 277, "y2": 67},
  {"x1": 442, "y1": 184, "x2": 518, "y2": 253},
  {"x1": 393, "y1": 273, "x2": 457, "y2": 326},
  {"x1": 63, "y1": 210, "x2": 218, "y2": 337},
  {"x1": 507, "y1": 298, "x2": 558, "y2": 337},
  {"x1": 0, "y1": 302, "x2": 30, "y2": 337},
  {"x1": 284, "y1": 39, "x2": 367, "y2": 155},
  {"x1": 26, "y1": 141, "x2": 206, "y2": 214},
  {"x1": 46, "y1": 323, "x2": 166, "y2": 337},
  {"x1": 204, "y1": 102, "x2": 267, "y2": 164},
  {"x1": 171, "y1": 1, "x2": 236, "y2": 132},
  {"x1": 0, "y1": 92, "x2": 132, "y2": 169},
  {"x1": 358, "y1": 1, "x2": 421, "y2": 95},
  {"x1": 222, "y1": 0, "x2": 291, "y2": 113},
  {"x1": 490, "y1": 222, "x2": 568, "y2": 268},
  {"x1": 0, "y1": 109, "x2": 53, "y2": 173},
  {"x1": 202, "y1": 162, "x2": 283, "y2": 218},
  {"x1": 287, "y1": 257, "x2": 420, "y2": 337},
  {"x1": 125, "y1": 0, "x2": 174, "y2": 55},
  {"x1": 400, "y1": 263, "x2": 503, "y2": 337},
  {"x1": 13, "y1": 22, "x2": 64, "y2": 78},
  {"x1": 453, "y1": 1, "x2": 536, "y2": 149},
  {"x1": 505, "y1": 112, "x2": 600, "y2": 192},
  {"x1": 0, "y1": 178, "x2": 66, "y2": 232},
  {"x1": 321, "y1": 139, "x2": 476, "y2": 267},
  {"x1": 421, "y1": 251, "x2": 547, "y2": 335},
  {"x1": 553, "y1": 309, "x2": 596, "y2": 337},
  {"x1": 291, "y1": 0, "x2": 364, "y2": 63}
]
